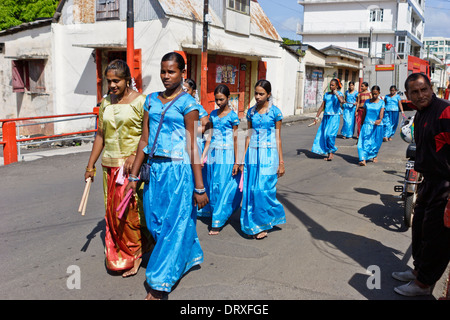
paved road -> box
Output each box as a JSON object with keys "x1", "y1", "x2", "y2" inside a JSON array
[{"x1": 1, "y1": 112, "x2": 448, "y2": 301}]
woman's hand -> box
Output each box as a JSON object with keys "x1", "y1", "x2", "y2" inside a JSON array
[
  {"x1": 374, "y1": 119, "x2": 382, "y2": 126},
  {"x1": 123, "y1": 154, "x2": 136, "y2": 175},
  {"x1": 84, "y1": 167, "x2": 96, "y2": 182},
  {"x1": 194, "y1": 192, "x2": 209, "y2": 209},
  {"x1": 277, "y1": 162, "x2": 285, "y2": 178},
  {"x1": 232, "y1": 164, "x2": 239, "y2": 176},
  {"x1": 124, "y1": 181, "x2": 137, "y2": 197}
]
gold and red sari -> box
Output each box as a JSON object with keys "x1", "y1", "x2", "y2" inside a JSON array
[{"x1": 98, "y1": 95, "x2": 152, "y2": 272}]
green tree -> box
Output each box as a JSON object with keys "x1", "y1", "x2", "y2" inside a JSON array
[{"x1": 0, "y1": 0, "x2": 58, "y2": 30}]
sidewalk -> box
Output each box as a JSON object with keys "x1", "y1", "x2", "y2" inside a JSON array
[{"x1": 1, "y1": 113, "x2": 316, "y2": 166}]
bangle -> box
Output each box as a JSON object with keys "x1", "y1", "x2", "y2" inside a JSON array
[
  {"x1": 86, "y1": 166, "x2": 96, "y2": 173},
  {"x1": 280, "y1": 160, "x2": 284, "y2": 164},
  {"x1": 194, "y1": 187, "x2": 206, "y2": 194},
  {"x1": 131, "y1": 151, "x2": 137, "y2": 156},
  {"x1": 128, "y1": 174, "x2": 139, "y2": 182}
]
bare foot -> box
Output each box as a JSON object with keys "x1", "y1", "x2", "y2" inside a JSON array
[
  {"x1": 122, "y1": 258, "x2": 141, "y2": 278},
  {"x1": 253, "y1": 231, "x2": 268, "y2": 239},
  {"x1": 372, "y1": 157, "x2": 378, "y2": 163},
  {"x1": 359, "y1": 161, "x2": 366, "y2": 166},
  {"x1": 144, "y1": 288, "x2": 165, "y2": 300},
  {"x1": 208, "y1": 228, "x2": 220, "y2": 235}
]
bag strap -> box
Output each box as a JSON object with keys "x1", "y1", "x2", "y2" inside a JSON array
[{"x1": 148, "y1": 91, "x2": 186, "y2": 159}]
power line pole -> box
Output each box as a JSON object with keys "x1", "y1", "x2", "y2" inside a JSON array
[
  {"x1": 200, "y1": 0, "x2": 209, "y2": 110},
  {"x1": 126, "y1": 0, "x2": 135, "y2": 80}
]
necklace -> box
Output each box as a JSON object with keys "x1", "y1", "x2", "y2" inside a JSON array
[
  {"x1": 116, "y1": 90, "x2": 132, "y2": 104},
  {"x1": 162, "y1": 88, "x2": 182, "y2": 100}
]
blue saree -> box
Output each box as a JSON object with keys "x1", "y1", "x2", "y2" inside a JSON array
[
  {"x1": 357, "y1": 99, "x2": 385, "y2": 161},
  {"x1": 240, "y1": 105, "x2": 286, "y2": 236},
  {"x1": 142, "y1": 92, "x2": 203, "y2": 292},
  {"x1": 202, "y1": 109, "x2": 242, "y2": 228}
]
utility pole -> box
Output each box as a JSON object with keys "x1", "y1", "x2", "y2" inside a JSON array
[
  {"x1": 126, "y1": 0, "x2": 135, "y2": 80},
  {"x1": 200, "y1": 0, "x2": 209, "y2": 110}
]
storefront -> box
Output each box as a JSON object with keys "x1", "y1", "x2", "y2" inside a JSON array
[{"x1": 184, "y1": 52, "x2": 267, "y2": 118}]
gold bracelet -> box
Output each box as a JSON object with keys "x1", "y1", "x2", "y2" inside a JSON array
[{"x1": 86, "y1": 167, "x2": 96, "y2": 173}]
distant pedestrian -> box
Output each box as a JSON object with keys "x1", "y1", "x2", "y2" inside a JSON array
[
  {"x1": 355, "y1": 82, "x2": 371, "y2": 139},
  {"x1": 341, "y1": 81, "x2": 358, "y2": 139},
  {"x1": 311, "y1": 79, "x2": 345, "y2": 161},
  {"x1": 383, "y1": 85, "x2": 405, "y2": 141},
  {"x1": 240, "y1": 80, "x2": 286, "y2": 239},
  {"x1": 357, "y1": 85, "x2": 385, "y2": 166},
  {"x1": 125, "y1": 52, "x2": 208, "y2": 300},
  {"x1": 392, "y1": 73, "x2": 450, "y2": 297},
  {"x1": 84, "y1": 59, "x2": 152, "y2": 278},
  {"x1": 201, "y1": 84, "x2": 242, "y2": 235}
]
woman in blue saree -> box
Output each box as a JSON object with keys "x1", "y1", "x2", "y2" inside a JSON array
[
  {"x1": 240, "y1": 80, "x2": 285, "y2": 240},
  {"x1": 383, "y1": 85, "x2": 405, "y2": 141},
  {"x1": 311, "y1": 79, "x2": 345, "y2": 161},
  {"x1": 201, "y1": 84, "x2": 242, "y2": 235},
  {"x1": 125, "y1": 52, "x2": 208, "y2": 300},
  {"x1": 357, "y1": 85, "x2": 385, "y2": 166},
  {"x1": 340, "y1": 81, "x2": 358, "y2": 139}
]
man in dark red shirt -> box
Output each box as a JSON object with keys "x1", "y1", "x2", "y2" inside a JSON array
[{"x1": 392, "y1": 73, "x2": 450, "y2": 297}]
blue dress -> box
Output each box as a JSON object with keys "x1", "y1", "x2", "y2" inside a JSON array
[
  {"x1": 196, "y1": 105, "x2": 211, "y2": 216},
  {"x1": 383, "y1": 94, "x2": 402, "y2": 138},
  {"x1": 201, "y1": 109, "x2": 242, "y2": 228},
  {"x1": 142, "y1": 92, "x2": 203, "y2": 292},
  {"x1": 357, "y1": 99, "x2": 385, "y2": 161},
  {"x1": 240, "y1": 105, "x2": 286, "y2": 236},
  {"x1": 312, "y1": 91, "x2": 344, "y2": 155},
  {"x1": 340, "y1": 90, "x2": 358, "y2": 138}
]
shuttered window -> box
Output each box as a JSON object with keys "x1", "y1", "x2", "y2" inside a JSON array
[
  {"x1": 11, "y1": 59, "x2": 46, "y2": 93},
  {"x1": 97, "y1": 0, "x2": 120, "y2": 21}
]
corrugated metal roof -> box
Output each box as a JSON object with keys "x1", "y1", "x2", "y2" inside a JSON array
[
  {"x1": 158, "y1": 0, "x2": 282, "y2": 42},
  {"x1": 157, "y1": 0, "x2": 223, "y2": 26},
  {"x1": 250, "y1": 1, "x2": 282, "y2": 42}
]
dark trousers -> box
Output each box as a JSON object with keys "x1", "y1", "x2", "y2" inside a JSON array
[{"x1": 412, "y1": 177, "x2": 450, "y2": 286}]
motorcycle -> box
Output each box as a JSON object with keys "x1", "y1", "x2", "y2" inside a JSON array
[{"x1": 394, "y1": 116, "x2": 422, "y2": 228}]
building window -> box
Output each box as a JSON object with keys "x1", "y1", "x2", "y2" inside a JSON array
[
  {"x1": 369, "y1": 8, "x2": 384, "y2": 22},
  {"x1": 358, "y1": 37, "x2": 370, "y2": 49},
  {"x1": 97, "y1": 0, "x2": 119, "y2": 21},
  {"x1": 12, "y1": 59, "x2": 46, "y2": 93},
  {"x1": 227, "y1": 0, "x2": 250, "y2": 15}
]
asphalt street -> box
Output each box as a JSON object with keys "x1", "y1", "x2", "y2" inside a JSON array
[{"x1": 0, "y1": 111, "x2": 448, "y2": 301}]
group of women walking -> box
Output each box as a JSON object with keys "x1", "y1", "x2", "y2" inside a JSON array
[
  {"x1": 311, "y1": 79, "x2": 405, "y2": 166},
  {"x1": 85, "y1": 52, "x2": 286, "y2": 300}
]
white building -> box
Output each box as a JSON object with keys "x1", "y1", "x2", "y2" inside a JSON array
[
  {"x1": 0, "y1": 0, "x2": 302, "y2": 136},
  {"x1": 424, "y1": 37, "x2": 450, "y2": 62},
  {"x1": 298, "y1": 0, "x2": 426, "y2": 60}
]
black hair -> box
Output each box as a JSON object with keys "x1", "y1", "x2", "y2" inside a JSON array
[
  {"x1": 348, "y1": 81, "x2": 355, "y2": 86},
  {"x1": 362, "y1": 82, "x2": 369, "y2": 87},
  {"x1": 214, "y1": 84, "x2": 230, "y2": 97},
  {"x1": 371, "y1": 85, "x2": 381, "y2": 92},
  {"x1": 404, "y1": 73, "x2": 431, "y2": 91},
  {"x1": 161, "y1": 52, "x2": 186, "y2": 71},
  {"x1": 185, "y1": 78, "x2": 197, "y2": 91},
  {"x1": 331, "y1": 78, "x2": 342, "y2": 90},
  {"x1": 104, "y1": 59, "x2": 131, "y2": 85},
  {"x1": 255, "y1": 79, "x2": 272, "y2": 94},
  {"x1": 390, "y1": 85, "x2": 397, "y2": 90}
]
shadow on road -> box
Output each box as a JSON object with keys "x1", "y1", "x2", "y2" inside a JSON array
[{"x1": 277, "y1": 193, "x2": 433, "y2": 300}]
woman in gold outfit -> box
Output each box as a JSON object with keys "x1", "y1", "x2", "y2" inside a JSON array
[{"x1": 85, "y1": 60, "x2": 151, "y2": 277}]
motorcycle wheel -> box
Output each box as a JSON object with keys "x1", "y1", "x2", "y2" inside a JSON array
[{"x1": 404, "y1": 192, "x2": 417, "y2": 228}]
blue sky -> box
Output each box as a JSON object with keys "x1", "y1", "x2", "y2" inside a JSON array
[{"x1": 258, "y1": 0, "x2": 450, "y2": 40}]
